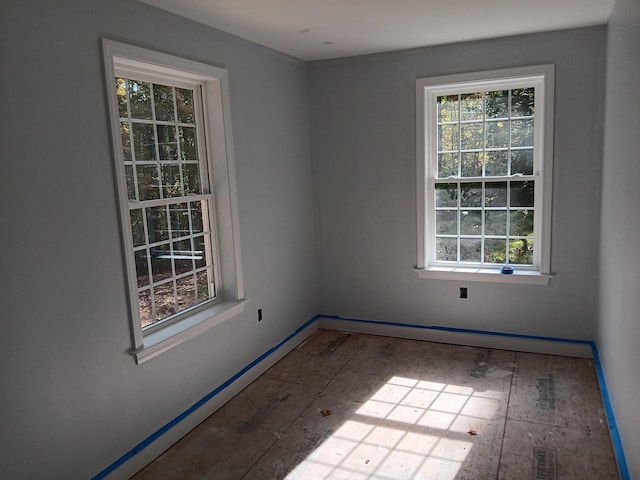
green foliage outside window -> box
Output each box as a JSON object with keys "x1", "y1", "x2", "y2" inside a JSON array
[{"x1": 434, "y1": 89, "x2": 535, "y2": 265}]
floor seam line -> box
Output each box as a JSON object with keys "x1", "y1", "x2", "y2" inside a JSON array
[
  {"x1": 239, "y1": 388, "x2": 323, "y2": 480},
  {"x1": 496, "y1": 350, "x2": 517, "y2": 480},
  {"x1": 240, "y1": 334, "x2": 365, "y2": 479}
]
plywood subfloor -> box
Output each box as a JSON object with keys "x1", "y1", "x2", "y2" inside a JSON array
[{"x1": 132, "y1": 330, "x2": 619, "y2": 479}]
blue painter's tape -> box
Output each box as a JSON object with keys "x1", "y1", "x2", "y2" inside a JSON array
[
  {"x1": 320, "y1": 313, "x2": 592, "y2": 345},
  {"x1": 590, "y1": 344, "x2": 630, "y2": 480},
  {"x1": 323, "y1": 314, "x2": 629, "y2": 479},
  {"x1": 93, "y1": 312, "x2": 629, "y2": 480},
  {"x1": 91, "y1": 315, "x2": 321, "y2": 480}
]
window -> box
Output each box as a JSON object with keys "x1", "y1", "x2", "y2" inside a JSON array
[
  {"x1": 416, "y1": 66, "x2": 554, "y2": 284},
  {"x1": 103, "y1": 40, "x2": 245, "y2": 362}
]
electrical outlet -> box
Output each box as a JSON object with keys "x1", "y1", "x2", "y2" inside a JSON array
[
  {"x1": 257, "y1": 308, "x2": 263, "y2": 321},
  {"x1": 460, "y1": 287, "x2": 468, "y2": 299}
]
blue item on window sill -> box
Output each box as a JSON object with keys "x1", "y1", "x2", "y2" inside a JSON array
[{"x1": 500, "y1": 266, "x2": 514, "y2": 274}]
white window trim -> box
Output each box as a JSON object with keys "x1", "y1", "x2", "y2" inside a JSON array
[
  {"x1": 415, "y1": 65, "x2": 555, "y2": 285},
  {"x1": 102, "y1": 39, "x2": 246, "y2": 363}
]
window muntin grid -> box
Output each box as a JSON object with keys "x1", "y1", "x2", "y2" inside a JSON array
[
  {"x1": 116, "y1": 76, "x2": 217, "y2": 328},
  {"x1": 433, "y1": 180, "x2": 534, "y2": 265},
  {"x1": 431, "y1": 86, "x2": 538, "y2": 267}
]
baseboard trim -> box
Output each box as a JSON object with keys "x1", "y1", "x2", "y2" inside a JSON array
[
  {"x1": 92, "y1": 316, "x2": 320, "y2": 480},
  {"x1": 317, "y1": 314, "x2": 594, "y2": 357},
  {"x1": 92, "y1": 313, "x2": 629, "y2": 480},
  {"x1": 590, "y1": 344, "x2": 630, "y2": 480},
  {"x1": 317, "y1": 313, "x2": 629, "y2": 480}
]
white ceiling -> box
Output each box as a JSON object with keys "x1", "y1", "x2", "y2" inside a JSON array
[{"x1": 139, "y1": 0, "x2": 616, "y2": 61}]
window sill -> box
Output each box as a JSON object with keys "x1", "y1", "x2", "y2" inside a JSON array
[
  {"x1": 133, "y1": 299, "x2": 248, "y2": 364},
  {"x1": 415, "y1": 266, "x2": 552, "y2": 285}
]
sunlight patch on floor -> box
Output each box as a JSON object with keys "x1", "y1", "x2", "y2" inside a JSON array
[
  {"x1": 359, "y1": 376, "x2": 501, "y2": 433},
  {"x1": 284, "y1": 376, "x2": 501, "y2": 479}
]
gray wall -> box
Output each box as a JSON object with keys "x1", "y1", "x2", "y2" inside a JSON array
[
  {"x1": 309, "y1": 27, "x2": 606, "y2": 340},
  {"x1": 0, "y1": 1, "x2": 317, "y2": 478},
  {"x1": 599, "y1": 0, "x2": 640, "y2": 476},
  {"x1": 3, "y1": 0, "x2": 637, "y2": 477}
]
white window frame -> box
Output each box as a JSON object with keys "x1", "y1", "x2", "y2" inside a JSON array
[
  {"x1": 415, "y1": 65, "x2": 555, "y2": 285},
  {"x1": 103, "y1": 40, "x2": 246, "y2": 363}
]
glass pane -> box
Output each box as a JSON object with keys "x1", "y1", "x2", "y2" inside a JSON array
[
  {"x1": 435, "y1": 183, "x2": 457, "y2": 208},
  {"x1": 157, "y1": 125, "x2": 178, "y2": 161},
  {"x1": 437, "y1": 95, "x2": 459, "y2": 123},
  {"x1": 435, "y1": 210, "x2": 457, "y2": 235},
  {"x1": 176, "y1": 275, "x2": 197, "y2": 311},
  {"x1": 154, "y1": 282, "x2": 176, "y2": 321},
  {"x1": 190, "y1": 201, "x2": 204, "y2": 233},
  {"x1": 116, "y1": 78, "x2": 128, "y2": 118},
  {"x1": 460, "y1": 122, "x2": 483, "y2": 150},
  {"x1": 176, "y1": 88, "x2": 195, "y2": 124},
  {"x1": 125, "y1": 165, "x2": 136, "y2": 200},
  {"x1": 460, "y1": 210, "x2": 482, "y2": 235},
  {"x1": 460, "y1": 182, "x2": 482, "y2": 207},
  {"x1": 134, "y1": 250, "x2": 150, "y2": 288},
  {"x1": 460, "y1": 238, "x2": 481, "y2": 262},
  {"x1": 486, "y1": 120, "x2": 509, "y2": 149},
  {"x1": 138, "y1": 289, "x2": 153, "y2": 328},
  {"x1": 511, "y1": 118, "x2": 534, "y2": 147},
  {"x1": 511, "y1": 149, "x2": 534, "y2": 175},
  {"x1": 146, "y1": 205, "x2": 169, "y2": 243},
  {"x1": 136, "y1": 164, "x2": 160, "y2": 201},
  {"x1": 511, "y1": 88, "x2": 535, "y2": 117},
  {"x1": 150, "y1": 245, "x2": 172, "y2": 284},
  {"x1": 172, "y1": 239, "x2": 194, "y2": 275},
  {"x1": 510, "y1": 181, "x2": 534, "y2": 207},
  {"x1": 169, "y1": 202, "x2": 190, "y2": 239},
  {"x1": 153, "y1": 84, "x2": 174, "y2": 122},
  {"x1": 197, "y1": 270, "x2": 211, "y2": 301},
  {"x1": 132, "y1": 123, "x2": 156, "y2": 161},
  {"x1": 436, "y1": 238, "x2": 457, "y2": 261},
  {"x1": 509, "y1": 238, "x2": 534, "y2": 264},
  {"x1": 161, "y1": 164, "x2": 182, "y2": 198},
  {"x1": 130, "y1": 208, "x2": 145, "y2": 247},
  {"x1": 485, "y1": 182, "x2": 507, "y2": 207},
  {"x1": 182, "y1": 163, "x2": 201, "y2": 194},
  {"x1": 484, "y1": 210, "x2": 507, "y2": 235},
  {"x1": 128, "y1": 80, "x2": 152, "y2": 120},
  {"x1": 461, "y1": 152, "x2": 482, "y2": 177},
  {"x1": 120, "y1": 122, "x2": 132, "y2": 161},
  {"x1": 179, "y1": 126, "x2": 198, "y2": 160},
  {"x1": 193, "y1": 235, "x2": 207, "y2": 269},
  {"x1": 485, "y1": 150, "x2": 508, "y2": 176},
  {"x1": 484, "y1": 238, "x2": 507, "y2": 264},
  {"x1": 438, "y1": 124, "x2": 459, "y2": 151},
  {"x1": 437, "y1": 153, "x2": 458, "y2": 178},
  {"x1": 510, "y1": 209, "x2": 534, "y2": 236},
  {"x1": 460, "y1": 93, "x2": 483, "y2": 121},
  {"x1": 485, "y1": 90, "x2": 508, "y2": 118}
]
